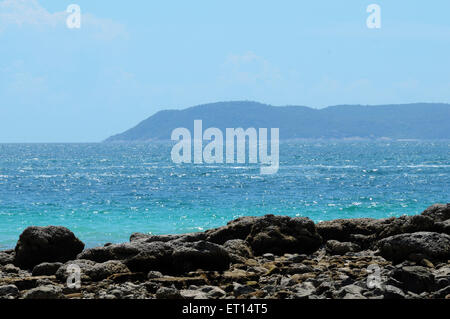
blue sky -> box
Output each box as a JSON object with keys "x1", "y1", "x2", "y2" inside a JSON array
[{"x1": 1, "y1": 0, "x2": 450, "y2": 142}]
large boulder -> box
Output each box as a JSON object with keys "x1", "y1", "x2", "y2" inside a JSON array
[
  {"x1": 205, "y1": 217, "x2": 258, "y2": 244},
  {"x1": 421, "y1": 203, "x2": 450, "y2": 222},
  {"x1": 14, "y1": 226, "x2": 85, "y2": 269},
  {"x1": 392, "y1": 266, "x2": 435, "y2": 294},
  {"x1": 171, "y1": 241, "x2": 230, "y2": 273},
  {"x1": 246, "y1": 215, "x2": 322, "y2": 255},
  {"x1": 378, "y1": 232, "x2": 450, "y2": 263},
  {"x1": 124, "y1": 242, "x2": 174, "y2": 272},
  {"x1": 86, "y1": 260, "x2": 130, "y2": 281},
  {"x1": 316, "y1": 218, "x2": 385, "y2": 242}
]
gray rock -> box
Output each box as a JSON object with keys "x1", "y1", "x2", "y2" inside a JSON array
[
  {"x1": 3, "y1": 264, "x2": 20, "y2": 273},
  {"x1": 14, "y1": 226, "x2": 84, "y2": 269},
  {"x1": 326, "y1": 240, "x2": 361, "y2": 255},
  {"x1": 32, "y1": 262, "x2": 63, "y2": 276},
  {"x1": 293, "y1": 282, "x2": 316, "y2": 299},
  {"x1": 155, "y1": 287, "x2": 182, "y2": 299},
  {"x1": 199, "y1": 286, "x2": 226, "y2": 298},
  {"x1": 383, "y1": 285, "x2": 406, "y2": 299},
  {"x1": 393, "y1": 266, "x2": 435, "y2": 294},
  {"x1": 180, "y1": 289, "x2": 208, "y2": 299},
  {"x1": 334, "y1": 284, "x2": 367, "y2": 299},
  {"x1": 0, "y1": 284, "x2": 20, "y2": 297},
  {"x1": 378, "y1": 232, "x2": 450, "y2": 263},
  {"x1": 23, "y1": 285, "x2": 65, "y2": 299}
]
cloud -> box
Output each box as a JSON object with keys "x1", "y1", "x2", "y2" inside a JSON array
[
  {"x1": 0, "y1": 0, "x2": 126, "y2": 39},
  {"x1": 221, "y1": 51, "x2": 282, "y2": 85}
]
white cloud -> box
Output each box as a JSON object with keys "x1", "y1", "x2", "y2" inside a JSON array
[
  {"x1": 221, "y1": 51, "x2": 282, "y2": 85},
  {"x1": 0, "y1": 0, "x2": 126, "y2": 39}
]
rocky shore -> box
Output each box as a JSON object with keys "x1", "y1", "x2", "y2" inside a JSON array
[{"x1": 1, "y1": 203, "x2": 449, "y2": 299}]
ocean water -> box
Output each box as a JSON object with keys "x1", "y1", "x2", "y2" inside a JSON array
[{"x1": 0, "y1": 141, "x2": 448, "y2": 249}]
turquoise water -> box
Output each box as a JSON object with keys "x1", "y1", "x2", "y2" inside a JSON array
[{"x1": 0, "y1": 141, "x2": 449, "y2": 249}]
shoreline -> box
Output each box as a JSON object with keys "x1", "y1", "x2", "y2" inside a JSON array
[{"x1": 0, "y1": 203, "x2": 449, "y2": 299}]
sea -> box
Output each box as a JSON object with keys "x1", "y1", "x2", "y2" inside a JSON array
[{"x1": 0, "y1": 141, "x2": 448, "y2": 249}]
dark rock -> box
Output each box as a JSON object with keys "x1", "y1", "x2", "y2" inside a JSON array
[
  {"x1": 206, "y1": 216, "x2": 258, "y2": 244},
  {"x1": 246, "y1": 215, "x2": 322, "y2": 255},
  {"x1": 0, "y1": 284, "x2": 20, "y2": 297},
  {"x1": 378, "y1": 232, "x2": 450, "y2": 263},
  {"x1": 421, "y1": 203, "x2": 450, "y2": 222},
  {"x1": 223, "y1": 239, "x2": 253, "y2": 258},
  {"x1": 317, "y1": 218, "x2": 385, "y2": 242},
  {"x1": 147, "y1": 270, "x2": 164, "y2": 279},
  {"x1": 155, "y1": 287, "x2": 182, "y2": 299},
  {"x1": 393, "y1": 266, "x2": 435, "y2": 294},
  {"x1": 86, "y1": 260, "x2": 130, "y2": 281},
  {"x1": 23, "y1": 285, "x2": 65, "y2": 299},
  {"x1": 0, "y1": 251, "x2": 14, "y2": 266},
  {"x1": 171, "y1": 241, "x2": 230, "y2": 273},
  {"x1": 325, "y1": 240, "x2": 361, "y2": 255},
  {"x1": 124, "y1": 242, "x2": 174, "y2": 273},
  {"x1": 14, "y1": 226, "x2": 84, "y2": 269},
  {"x1": 32, "y1": 262, "x2": 63, "y2": 276},
  {"x1": 55, "y1": 259, "x2": 97, "y2": 282}
]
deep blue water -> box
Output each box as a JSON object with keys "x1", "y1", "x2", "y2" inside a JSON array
[{"x1": 0, "y1": 141, "x2": 449, "y2": 249}]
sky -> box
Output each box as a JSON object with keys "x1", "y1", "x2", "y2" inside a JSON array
[{"x1": 1, "y1": 0, "x2": 450, "y2": 142}]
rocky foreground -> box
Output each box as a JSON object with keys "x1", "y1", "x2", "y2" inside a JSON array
[{"x1": 1, "y1": 204, "x2": 450, "y2": 300}]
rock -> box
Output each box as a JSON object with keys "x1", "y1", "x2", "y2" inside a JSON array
[
  {"x1": 171, "y1": 241, "x2": 230, "y2": 273},
  {"x1": 334, "y1": 284, "x2": 367, "y2": 299},
  {"x1": 86, "y1": 260, "x2": 130, "y2": 281},
  {"x1": 55, "y1": 259, "x2": 97, "y2": 282},
  {"x1": 263, "y1": 253, "x2": 275, "y2": 261},
  {"x1": 0, "y1": 251, "x2": 14, "y2": 266},
  {"x1": 393, "y1": 266, "x2": 435, "y2": 294},
  {"x1": 200, "y1": 286, "x2": 226, "y2": 298},
  {"x1": 317, "y1": 218, "x2": 385, "y2": 242},
  {"x1": 325, "y1": 240, "x2": 361, "y2": 255},
  {"x1": 147, "y1": 271, "x2": 164, "y2": 279},
  {"x1": 246, "y1": 215, "x2": 322, "y2": 255},
  {"x1": 0, "y1": 284, "x2": 20, "y2": 297},
  {"x1": 421, "y1": 203, "x2": 450, "y2": 222},
  {"x1": 180, "y1": 289, "x2": 208, "y2": 299},
  {"x1": 32, "y1": 262, "x2": 63, "y2": 276},
  {"x1": 79, "y1": 241, "x2": 174, "y2": 273},
  {"x1": 155, "y1": 287, "x2": 182, "y2": 299},
  {"x1": 14, "y1": 226, "x2": 84, "y2": 269},
  {"x1": 382, "y1": 285, "x2": 406, "y2": 299},
  {"x1": 23, "y1": 285, "x2": 65, "y2": 299},
  {"x1": 378, "y1": 232, "x2": 450, "y2": 263},
  {"x1": 233, "y1": 282, "x2": 256, "y2": 296},
  {"x1": 205, "y1": 217, "x2": 259, "y2": 244},
  {"x1": 223, "y1": 239, "x2": 253, "y2": 263},
  {"x1": 123, "y1": 242, "x2": 174, "y2": 273},
  {"x1": 130, "y1": 232, "x2": 206, "y2": 243},
  {"x1": 293, "y1": 282, "x2": 316, "y2": 299},
  {"x1": 3, "y1": 264, "x2": 20, "y2": 273}
]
